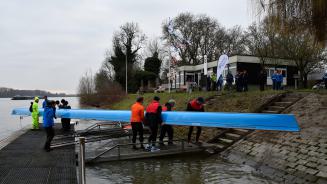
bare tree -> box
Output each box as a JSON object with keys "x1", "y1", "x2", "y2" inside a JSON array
[
  {"x1": 251, "y1": 0, "x2": 327, "y2": 42},
  {"x1": 279, "y1": 30, "x2": 327, "y2": 88}
]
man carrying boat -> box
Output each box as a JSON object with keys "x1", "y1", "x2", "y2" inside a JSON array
[
  {"x1": 31, "y1": 97, "x2": 40, "y2": 130},
  {"x1": 145, "y1": 96, "x2": 162, "y2": 151},
  {"x1": 187, "y1": 97, "x2": 205, "y2": 145},
  {"x1": 43, "y1": 101, "x2": 56, "y2": 152},
  {"x1": 159, "y1": 99, "x2": 176, "y2": 146},
  {"x1": 130, "y1": 97, "x2": 145, "y2": 149}
]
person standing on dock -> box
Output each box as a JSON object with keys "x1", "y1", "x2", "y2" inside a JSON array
[
  {"x1": 31, "y1": 97, "x2": 40, "y2": 130},
  {"x1": 145, "y1": 96, "x2": 162, "y2": 151},
  {"x1": 187, "y1": 97, "x2": 205, "y2": 145},
  {"x1": 130, "y1": 97, "x2": 145, "y2": 149},
  {"x1": 159, "y1": 99, "x2": 176, "y2": 146},
  {"x1": 42, "y1": 96, "x2": 48, "y2": 108},
  {"x1": 43, "y1": 101, "x2": 56, "y2": 152}
]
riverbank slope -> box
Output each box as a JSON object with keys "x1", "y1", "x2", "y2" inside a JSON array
[{"x1": 221, "y1": 93, "x2": 327, "y2": 184}]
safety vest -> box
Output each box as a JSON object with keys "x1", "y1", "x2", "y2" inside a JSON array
[{"x1": 146, "y1": 100, "x2": 160, "y2": 113}]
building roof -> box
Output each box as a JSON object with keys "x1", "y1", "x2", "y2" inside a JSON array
[{"x1": 177, "y1": 55, "x2": 296, "y2": 72}]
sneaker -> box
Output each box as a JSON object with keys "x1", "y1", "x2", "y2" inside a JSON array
[{"x1": 150, "y1": 146, "x2": 160, "y2": 152}]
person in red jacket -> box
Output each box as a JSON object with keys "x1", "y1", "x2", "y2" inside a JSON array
[
  {"x1": 130, "y1": 97, "x2": 145, "y2": 149},
  {"x1": 145, "y1": 96, "x2": 162, "y2": 151},
  {"x1": 159, "y1": 99, "x2": 176, "y2": 146},
  {"x1": 187, "y1": 97, "x2": 205, "y2": 144}
]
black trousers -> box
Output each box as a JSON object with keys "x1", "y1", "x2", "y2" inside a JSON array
[
  {"x1": 159, "y1": 125, "x2": 173, "y2": 143},
  {"x1": 148, "y1": 123, "x2": 158, "y2": 146},
  {"x1": 44, "y1": 127, "x2": 54, "y2": 150},
  {"x1": 243, "y1": 82, "x2": 248, "y2": 91},
  {"x1": 259, "y1": 82, "x2": 265, "y2": 91},
  {"x1": 131, "y1": 123, "x2": 144, "y2": 144},
  {"x1": 61, "y1": 118, "x2": 71, "y2": 131},
  {"x1": 188, "y1": 126, "x2": 202, "y2": 142}
]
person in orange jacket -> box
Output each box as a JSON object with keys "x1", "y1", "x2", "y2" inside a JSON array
[
  {"x1": 130, "y1": 97, "x2": 145, "y2": 149},
  {"x1": 159, "y1": 99, "x2": 176, "y2": 145}
]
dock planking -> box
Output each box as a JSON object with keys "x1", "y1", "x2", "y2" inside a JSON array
[
  {"x1": 86, "y1": 141, "x2": 216, "y2": 163},
  {"x1": 0, "y1": 124, "x2": 77, "y2": 184}
]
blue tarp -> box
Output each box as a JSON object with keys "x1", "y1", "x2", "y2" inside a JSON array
[{"x1": 12, "y1": 108, "x2": 300, "y2": 132}]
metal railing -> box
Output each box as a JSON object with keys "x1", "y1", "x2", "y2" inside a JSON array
[{"x1": 79, "y1": 137, "x2": 86, "y2": 184}]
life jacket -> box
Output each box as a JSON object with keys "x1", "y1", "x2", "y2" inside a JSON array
[
  {"x1": 190, "y1": 99, "x2": 203, "y2": 111},
  {"x1": 146, "y1": 100, "x2": 160, "y2": 113}
]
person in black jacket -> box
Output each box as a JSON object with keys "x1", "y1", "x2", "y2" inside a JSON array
[
  {"x1": 259, "y1": 68, "x2": 267, "y2": 91},
  {"x1": 145, "y1": 96, "x2": 162, "y2": 151},
  {"x1": 159, "y1": 99, "x2": 176, "y2": 146},
  {"x1": 187, "y1": 97, "x2": 205, "y2": 145},
  {"x1": 242, "y1": 70, "x2": 248, "y2": 92}
]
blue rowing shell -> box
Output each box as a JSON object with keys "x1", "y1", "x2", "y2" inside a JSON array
[{"x1": 11, "y1": 108, "x2": 300, "y2": 132}]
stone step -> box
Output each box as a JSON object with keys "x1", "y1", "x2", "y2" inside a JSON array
[
  {"x1": 262, "y1": 110, "x2": 279, "y2": 114},
  {"x1": 225, "y1": 133, "x2": 241, "y2": 140},
  {"x1": 267, "y1": 106, "x2": 285, "y2": 111},
  {"x1": 281, "y1": 97, "x2": 299, "y2": 102},
  {"x1": 232, "y1": 129, "x2": 250, "y2": 135},
  {"x1": 274, "y1": 101, "x2": 293, "y2": 107},
  {"x1": 218, "y1": 138, "x2": 234, "y2": 144},
  {"x1": 215, "y1": 143, "x2": 226, "y2": 149}
]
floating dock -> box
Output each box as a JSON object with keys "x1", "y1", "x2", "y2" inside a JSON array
[
  {"x1": 0, "y1": 124, "x2": 77, "y2": 184},
  {"x1": 86, "y1": 140, "x2": 217, "y2": 163}
]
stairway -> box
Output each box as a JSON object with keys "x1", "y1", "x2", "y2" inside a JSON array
[{"x1": 206, "y1": 92, "x2": 303, "y2": 153}]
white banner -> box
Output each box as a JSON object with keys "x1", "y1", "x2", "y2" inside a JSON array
[
  {"x1": 204, "y1": 55, "x2": 208, "y2": 75},
  {"x1": 216, "y1": 54, "x2": 229, "y2": 81}
]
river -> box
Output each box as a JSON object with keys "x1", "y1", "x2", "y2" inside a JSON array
[{"x1": 0, "y1": 97, "x2": 275, "y2": 184}]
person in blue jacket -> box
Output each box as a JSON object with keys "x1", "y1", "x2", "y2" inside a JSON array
[
  {"x1": 276, "y1": 70, "x2": 284, "y2": 90},
  {"x1": 42, "y1": 96, "x2": 48, "y2": 108},
  {"x1": 271, "y1": 70, "x2": 277, "y2": 90},
  {"x1": 323, "y1": 73, "x2": 327, "y2": 89},
  {"x1": 43, "y1": 100, "x2": 56, "y2": 152}
]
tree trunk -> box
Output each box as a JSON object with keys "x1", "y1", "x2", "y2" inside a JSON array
[
  {"x1": 298, "y1": 71, "x2": 306, "y2": 89},
  {"x1": 303, "y1": 73, "x2": 308, "y2": 88}
]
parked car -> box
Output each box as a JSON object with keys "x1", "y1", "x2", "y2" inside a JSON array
[
  {"x1": 312, "y1": 81, "x2": 325, "y2": 90},
  {"x1": 154, "y1": 86, "x2": 166, "y2": 93}
]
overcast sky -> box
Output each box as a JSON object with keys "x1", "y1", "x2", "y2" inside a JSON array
[{"x1": 0, "y1": 0, "x2": 252, "y2": 94}]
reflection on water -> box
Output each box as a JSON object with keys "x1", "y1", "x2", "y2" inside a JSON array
[{"x1": 86, "y1": 154, "x2": 276, "y2": 184}]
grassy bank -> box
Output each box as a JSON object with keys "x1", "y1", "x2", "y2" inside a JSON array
[
  {"x1": 109, "y1": 89, "x2": 284, "y2": 112},
  {"x1": 108, "y1": 91, "x2": 217, "y2": 110}
]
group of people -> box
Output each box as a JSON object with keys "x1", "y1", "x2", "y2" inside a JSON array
[
  {"x1": 30, "y1": 96, "x2": 72, "y2": 152},
  {"x1": 235, "y1": 70, "x2": 249, "y2": 92},
  {"x1": 272, "y1": 70, "x2": 284, "y2": 90},
  {"x1": 130, "y1": 96, "x2": 205, "y2": 152}
]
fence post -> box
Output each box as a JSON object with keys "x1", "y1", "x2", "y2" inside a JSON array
[
  {"x1": 79, "y1": 137, "x2": 86, "y2": 184},
  {"x1": 181, "y1": 139, "x2": 185, "y2": 152}
]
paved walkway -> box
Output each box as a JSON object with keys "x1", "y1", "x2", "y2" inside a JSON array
[{"x1": 0, "y1": 125, "x2": 77, "y2": 184}]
